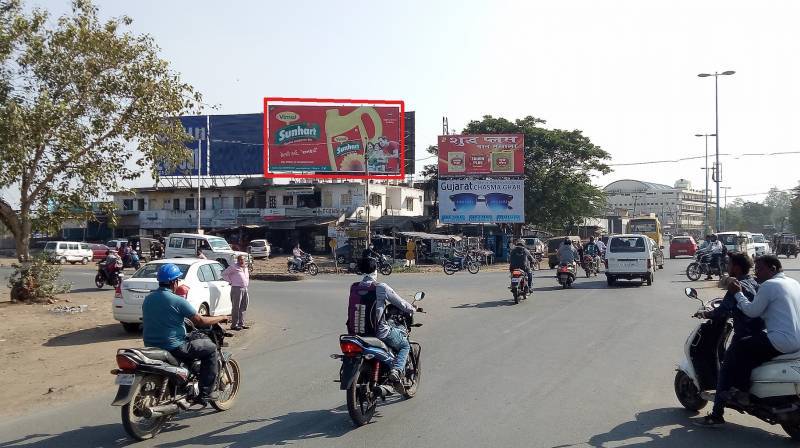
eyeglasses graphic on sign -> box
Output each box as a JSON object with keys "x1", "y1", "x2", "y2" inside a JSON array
[{"x1": 450, "y1": 193, "x2": 514, "y2": 212}]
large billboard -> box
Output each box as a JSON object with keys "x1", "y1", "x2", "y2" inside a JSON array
[
  {"x1": 208, "y1": 114, "x2": 263, "y2": 176},
  {"x1": 404, "y1": 111, "x2": 415, "y2": 175},
  {"x1": 438, "y1": 134, "x2": 524, "y2": 176},
  {"x1": 438, "y1": 178, "x2": 525, "y2": 224},
  {"x1": 264, "y1": 98, "x2": 404, "y2": 179},
  {"x1": 158, "y1": 115, "x2": 209, "y2": 177}
]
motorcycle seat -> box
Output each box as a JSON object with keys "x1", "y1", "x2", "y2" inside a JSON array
[
  {"x1": 769, "y1": 350, "x2": 800, "y2": 362},
  {"x1": 356, "y1": 336, "x2": 390, "y2": 352},
  {"x1": 135, "y1": 347, "x2": 181, "y2": 366}
]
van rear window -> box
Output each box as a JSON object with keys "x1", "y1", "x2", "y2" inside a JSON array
[{"x1": 610, "y1": 237, "x2": 646, "y2": 253}]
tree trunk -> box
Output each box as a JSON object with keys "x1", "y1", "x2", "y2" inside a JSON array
[{"x1": 16, "y1": 222, "x2": 31, "y2": 262}]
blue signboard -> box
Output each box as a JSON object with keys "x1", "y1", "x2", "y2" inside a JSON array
[
  {"x1": 208, "y1": 114, "x2": 264, "y2": 176},
  {"x1": 158, "y1": 115, "x2": 209, "y2": 176}
]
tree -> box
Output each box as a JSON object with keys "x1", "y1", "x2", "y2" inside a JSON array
[
  {"x1": 0, "y1": 0, "x2": 201, "y2": 261},
  {"x1": 764, "y1": 187, "x2": 792, "y2": 229},
  {"x1": 457, "y1": 115, "x2": 611, "y2": 231},
  {"x1": 790, "y1": 183, "x2": 800, "y2": 234}
]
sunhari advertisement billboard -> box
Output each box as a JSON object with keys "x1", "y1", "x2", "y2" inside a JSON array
[
  {"x1": 265, "y1": 99, "x2": 404, "y2": 178},
  {"x1": 438, "y1": 179, "x2": 525, "y2": 224},
  {"x1": 438, "y1": 134, "x2": 525, "y2": 176}
]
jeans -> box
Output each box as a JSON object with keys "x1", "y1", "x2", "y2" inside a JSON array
[
  {"x1": 715, "y1": 331, "x2": 782, "y2": 415},
  {"x1": 381, "y1": 325, "x2": 410, "y2": 373},
  {"x1": 171, "y1": 333, "x2": 220, "y2": 396},
  {"x1": 712, "y1": 335, "x2": 740, "y2": 417},
  {"x1": 710, "y1": 254, "x2": 722, "y2": 276}
]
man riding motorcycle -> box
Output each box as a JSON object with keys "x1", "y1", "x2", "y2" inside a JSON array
[
  {"x1": 509, "y1": 239, "x2": 535, "y2": 293},
  {"x1": 292, "y1": 243, "x2": 306, "y2": 271},
  {"x1": 707, "y1": 234, "x2": 725, "y2": 280},
  {"x1": 557, "y1": 237, "x2": 578, "y2": 267},
  {"x1": 104, "y1": 250, "x2": 122, "y2": 277},
  {"x1": 357, "y1": 257, "x2": 415, "y2": 391},
  {"x1": 141, "y1": 263, "x2": 228, "y2": 405},
  {"x1": 584, "y1": 236, "x2": 601, "y2": 271},
  {"x1": 694, "y1": 252, "x2": 763, "y2": 427}
]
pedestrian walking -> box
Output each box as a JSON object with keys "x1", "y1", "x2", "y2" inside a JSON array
[
  {"x1": 405, "y1": 239, "x2": 416, "y2": 267},
  {"x1": 222, "y1": 255, "x2": 250, "y2": 331}
]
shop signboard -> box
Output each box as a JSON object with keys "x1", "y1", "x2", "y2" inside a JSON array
[
  {"x1": 438, "y1": 179, "x2": 525, "y2": 224},
  {"x1": 437, "y1": 134, "x2": 524, "y2": 176}
]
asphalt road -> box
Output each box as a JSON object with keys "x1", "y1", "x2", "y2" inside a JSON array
[{"x1": 2, "y1": 256, "x2": 800, "y2": 447}]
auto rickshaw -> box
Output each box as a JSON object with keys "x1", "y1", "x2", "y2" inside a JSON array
[
  {"x1": 774, "y1": 233, "x2": 799, "y2": 258},
  {"x1": 546, "y1": 235, "x2": 581, "y2": 269}
]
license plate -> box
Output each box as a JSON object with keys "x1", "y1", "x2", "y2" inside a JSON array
[
  {"x1": 511, "y1": 278, "x2": 521, "y2": 283},
  {"x1": 115, "y1": 374, "x2": 135, "y2": 385}
]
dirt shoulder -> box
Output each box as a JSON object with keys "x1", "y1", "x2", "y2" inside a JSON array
[{"x1": 252, "y1": 254, "x2": 511, "y2": 275}]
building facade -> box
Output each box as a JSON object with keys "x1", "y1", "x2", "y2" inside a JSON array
[{"x1": 603, "y1": 179, "x2": 711, "y2": 234}]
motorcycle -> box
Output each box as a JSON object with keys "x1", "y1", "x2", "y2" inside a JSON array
[
  {"x1": 509, "y1": 269, "x2": 530, "y2": 304},
  {"x1": 342, "y1": 254, "x2": 393, "y2": 276},
  {"x1": 122, "y1": 251, "x2": 141, "y2": 270},
  {"x1": 111, "y1": 322, "x2": 241, "y2": 441},
  {"x1": 333, "y1": 292, "x2": 425, "y2": 427},
  {"x1": 686, "y1": 251, "x2": 728, "y2": 281},
  {"x1": 287, "y1": 254, "x2": 319, "y2": 276},
  {"x1": 675, "y1": 287, "x2": 800, "y2": 440},
  {"x1": 443, "y1": 253, "x2": 480, "y2": 275},
  {"x1": 556, "y1": 262, "x2": 577, "y2": 289},
  {"x1": 95, "y1": 261, "x2": 123, "y2": 289},
  {"x1": 581, "y1": 254, "x2": 599, "y2": 278},
  {"x1": 532, "y1": 252, "x2": 543, "y2": 271}
]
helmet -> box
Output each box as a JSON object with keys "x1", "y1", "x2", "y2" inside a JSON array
[
  {"x1": 516, "y1": 239, "x2": 526, "y2": 246},
  {"x1": 157, "y1": 263, "x2": 182, "y2": 283}
]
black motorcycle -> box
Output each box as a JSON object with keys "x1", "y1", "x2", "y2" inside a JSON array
[
  {"x1": 287, "y1": 254, "x2": 319, "y2": 276},
  {"x1": 686, "y1": 251, "x2": 729, "y2": 281},
  {"x1": 111, "y1": 322, "x2": 241, "y2": 441},
  {"x1": 443, "y1": 253, "x2": 480, "y2": 275},
  {"x1": 95, "y1": 261, "x2": 123, "y2": 288},
  {"x1": 333, "y1": 292, "x2": 425, "y2": 426}
]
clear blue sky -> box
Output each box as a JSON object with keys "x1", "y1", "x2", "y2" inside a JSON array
[{"x1": 32, "y1": 0, "x2": 800, "y2": 202}]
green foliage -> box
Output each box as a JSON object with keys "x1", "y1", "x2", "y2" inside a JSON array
[
  {"x1": 715, "y1": 187, "x2": 793, "y2": 233},
  {"x1": 424, "y1": 115, "x2": 611, "y2": 231},
  {"x1": 0, "y1": 0, "x2": 201, "y2": 261},
  {"x1": 7, "y1": 254, "x2": 71, "y2": 302},
  {"x1": 791, "y1": 183, "x2": 800, "y2": 234}
]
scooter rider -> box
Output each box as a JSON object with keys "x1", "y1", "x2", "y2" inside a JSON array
[
  {"x1": 142, "y1": 263, "x2": 229, "y2": 405},
  {"x1": 557, "y1": 237, "x2": 578, "y2": 266},
  {"x1": 723, "y1": 256, "x2": 800, "y2": 414},
  {"x1": 694, "y1": 252, "x2": 763, "y2": 427},
  {"x1": 358, "y1": 257, "x2": 415, "y2": 391},
  {"x1": 509, "y1": 239, "x2": 534, "y2": 293},
  {"x1": 104, "y1": 250, "x2": 122, "y2": 278}
]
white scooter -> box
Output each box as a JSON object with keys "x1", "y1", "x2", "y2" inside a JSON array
[{"x1": 675, "y1": 287, "x2": 800, "y2": 440}]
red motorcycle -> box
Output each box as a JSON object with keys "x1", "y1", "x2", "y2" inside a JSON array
[
  {"x1": 581, "y1": 255, "x2": 599, "y2": 278},
  {"x1": 509, "y1": 269, "x2": 529, "y2": 304},
  {"x1": 557, "y1": 263, "x2": 576, "y2": 289}
]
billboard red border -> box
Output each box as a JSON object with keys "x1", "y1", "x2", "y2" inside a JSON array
[{"x1": 263, "y1": 97, "x2": 405, "y2": 180}]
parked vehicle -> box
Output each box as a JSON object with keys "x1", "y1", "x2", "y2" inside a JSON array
[
  {"x1": 246, "y1": 239, "x2": 271, "y2": 259},
  {"x1": 669, "y1": 236, "x2": 697, "y2": 259},
  {"x1": 96, "y1": 261, "x2": 124, "y2": 289},
  {"x1": 509, "y1": 269, "x2": 529, "y2": 304},
  {"x1": 287, "y1": 253, "x2": 319, "y2": 275},
  {"x1": 112, "y1": 259, "x2": 233, "y2": 333},
  {"x1": 774, "y1": 233, "x2": 799, "y2": 258},
  {"x1": 675, "y1": 287, "x2": 800, "y2": 441},
  {"x1": 556, "y1": 262, "x2": 577, "y2": 288},
  {"x1": 717, "y1": 231, "x2": 756, "y2": 258},
  {"x1": 333, "y1": 292, "x2": 425, "y2": 426},
  {"x1": 604, "y1": 234, "x2": 656, "y2": 286},
  {"x1": 28, "y1": 241, "x2": 49, "y2": 258},
  {"x1": 111, "y1": 322, "x2": 241, "y2": 440},
  {"x1": 43, "y1": 241, "x2": 93, "y2": 264},
  {"x1": 164, "y1": 233, "x2": 252, "y2": 269},
  {"x1": 547, "y1": 236, "x2": 581, "y2": 269},
  {"x1": 106, "y1": 239, "x2": 129, "y2": 252},
  {"x1": 90, "y1": 243, "x2": 111, "y2": 261},
  {"x1": 127, "y1": 236, "x2": 157, "y2": 262},
  {"x1": 751, "y1": 233, "x2": 770, "y2": 257},
  {"x1": 442, "y1": 253, "x2": 480, "y2": 275},
  {"x1": 685, "y1": 251, "x2": 729, "y2": 281}
]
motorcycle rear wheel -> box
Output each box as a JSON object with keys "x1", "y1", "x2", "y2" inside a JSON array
[
  {"x1": 211, "y1": 358, "x2": 241, "y2": 411},
  {"x1": 686, "y1": 263, "x2": 702, "y2": 281},
  {"x1": 121, "y1": 375, "x2": 167, "y2": 441},
  {"x1": 513, "y1": 290, "x2": 520, "y2": 304},
  {"x1": 346, "y1": 365, "x2": 377, "y2": 426},
  {"x1": 443, "y1": 263, "x2": 456, "y2": 275},
  {"x1": 307, "y1": 263, "x2": 319, "y2": 276},
  {"x1": 467, "y1": 261, "x2": 480, "y2": 274},
  {"x1": 379, "y1": 263, "x2": 392, "y2": 276}
]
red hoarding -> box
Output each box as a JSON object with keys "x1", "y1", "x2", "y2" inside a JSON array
[
  {"x1": 265, "y1": 98, "x2": 404, "y2": 179},
  {"x1": 438, "y1": 134, "x2": 525, "y2": 176}
]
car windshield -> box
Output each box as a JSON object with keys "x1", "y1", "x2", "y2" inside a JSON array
[
  {"x1": 610, "y1": 237, "x2": 646, "y2": 253},
  {"x1": 208, "y1": 238, "x2": 231, "y2": 251},
  {"x1": 752, "y1": 234, "x2": 765, "y2": 243},
  {"x1": 250, "y1": 241, "x2": 266, "y2": 247},
  {"x1": 132, "y1": 263, "x2": 190, "y2": 279},
  {"x1": 629, "y1": 222, "x2": 656, "y2": 233},
  {"x1": 718, "y1": 234, "x2": 737, "y2": 245},
  {"x1": 44, "y1": 242, "x2": 57, "y2": 251}
]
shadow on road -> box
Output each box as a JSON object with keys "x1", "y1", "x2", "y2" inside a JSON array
[
  {"x1": 0, "y1": 421, "x2": 190, "y2": 448},
  {"x1": 153, "y1": 406, "x2": 357, "y2": 447},
  {"x1": 67, "y1": 287, "x2": 105, "y2": 294},
  {"x1": 452, "y1": 299, "x2": 516, "y2": 309},
  {"x1": 561, "y1": 407, "x2": 789, "y2": 448},
  {"x1": 43, "y1": 323, "x2": 135, "y2": 347}
]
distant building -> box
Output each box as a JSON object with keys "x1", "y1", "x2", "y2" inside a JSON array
[{"x1": 603, "y1": 179, "x2": 711, "y2": 234}]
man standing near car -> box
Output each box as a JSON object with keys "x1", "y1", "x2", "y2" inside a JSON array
[{"x1": 223, "y1": 255, "x2": 250, "y2": 331}]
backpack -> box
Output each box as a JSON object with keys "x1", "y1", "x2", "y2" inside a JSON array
[{"x1": 346, "y1": 282, "x2": 378, "y2": 336}]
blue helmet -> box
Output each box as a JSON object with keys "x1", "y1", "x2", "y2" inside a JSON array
[{"x1": 156, "y1": 263, "x2": 182, "y2": 283}]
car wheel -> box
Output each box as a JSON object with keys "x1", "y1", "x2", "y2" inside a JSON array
[
  {"x1": 59, "y1": 257, "x2": 67, "y2": 264},
  {"x1": 121, "y1": 322, "x2": 141, "y2": 333},
  {"x1": 81, "y1": 257, "x2": 89, "y2": 265},
  {"x1": 606, "y1": 276, "x2": 615, "y2": 286}
]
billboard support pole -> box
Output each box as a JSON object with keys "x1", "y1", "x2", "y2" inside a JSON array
[
  {"x1": 196, "y1": 139, "x2": 201, "y2": 234},
  {"x1": 365, "y1": 151, "x2": 371, "y2": 246}
]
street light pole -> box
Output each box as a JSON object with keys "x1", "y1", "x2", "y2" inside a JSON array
[
  {"x1": 721, "y1": 186, "x2": 732, "y2": 231},
  {"x1": 695, "y1": 133, "x2": 716, "y2": 234},
  {"x1": 698, "y1": 70, "x2": 735, "y2": 232}
]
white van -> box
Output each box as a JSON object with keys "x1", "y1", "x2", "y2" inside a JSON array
[
  {"x1": 717, "y1": 231, "x2": 756, "y2": 258},
  {"x1": 751, "y1": 233, "x2": 770, "y2": 257},
  {"x1": 43, "y1": 241, "x2": 93, "y2": 264},
  {"x1": 605, "y1": 234, "x2": 656, "y2": 286},
  {"x1": 164, "y1": 233, "x2": 251, "y2": 268}
]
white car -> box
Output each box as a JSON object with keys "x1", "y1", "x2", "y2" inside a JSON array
[
  {"x1": 605, "y1": 234, "x2": 656, "y2": 286},
  {"x1": 247, "y1": 239, "x2": 271, "y2": 259},
  {"x1": 43, "y1": 241, "x2": 93, "y2": 264},
  {"x1": 164, "y1": 233, "x2": 251, "y2": 269},
  {"x1": 751, "y1": 233, "x2": 770, "y2": 257},
  {"x1": 113, "y1": 258, "x2": 233, "y2": 333}
]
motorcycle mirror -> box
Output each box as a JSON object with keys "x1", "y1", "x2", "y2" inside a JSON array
[
  {"x1": 414, "y1": 292, "x2": 425, "y2": 301},
  {"x1": 684, "y1": 287, "x2": 698, "y2": 300}
]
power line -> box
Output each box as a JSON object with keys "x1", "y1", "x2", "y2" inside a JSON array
[{"x1": 609, "y1": 151, "x2": 800, "y2": 167}]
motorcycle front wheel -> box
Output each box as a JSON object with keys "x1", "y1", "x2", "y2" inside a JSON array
[
  {"x1": 403, "y1": 342, "x2": 422, "y2": 398},
  {"x1": 467, "y1": 261, "x2": 480, "y2": 274},
  {"x1": 346, "y1": 365, "x2": 377, "y2": 426},
  {"x1": 673, "y1": 370, "x2": 707, "y2": 411},
  {"x1": 307, "y1": 263, "x2": 319, "y2": 276},
  {"x1": 686, "y1": 263, "x2": 702, "y2": 281},
  {"x1": 211, "y1": 358, "x2": 241, "y2": 411},
  {"x1": 95, "y1": 273, "x2": 105, "y2": 289},
  {"x1": 379, "y1": 263, "x2": 392, "y2": 276},
  {"x1": 121, "y1": 375, "x2": 168, "y2": 441}
]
